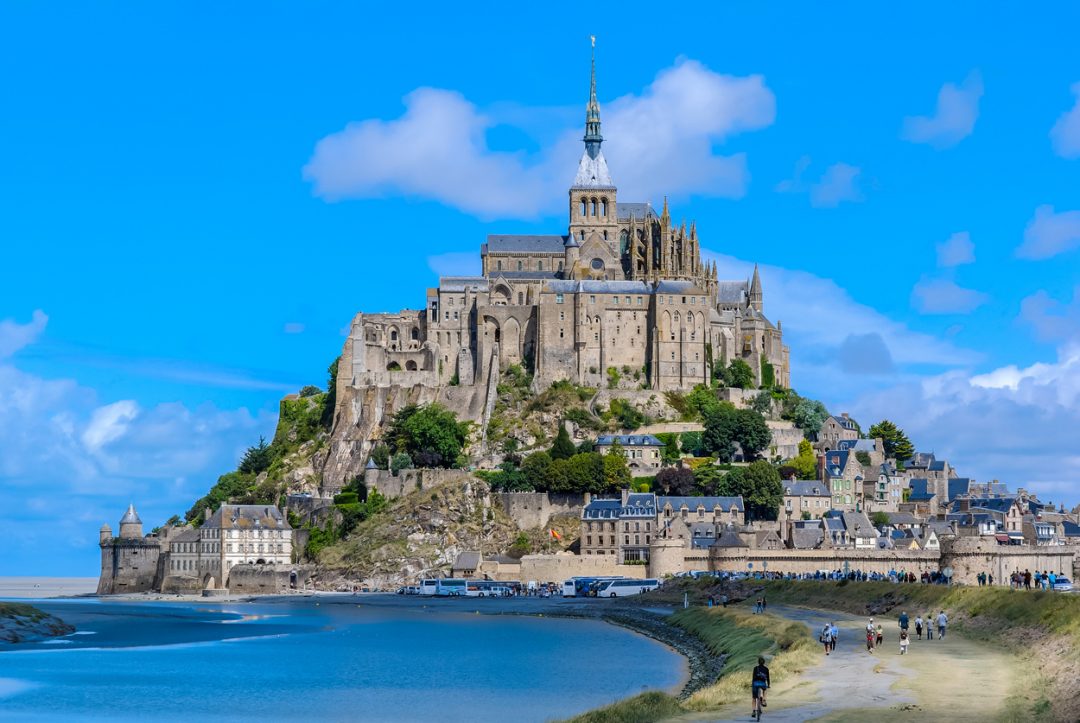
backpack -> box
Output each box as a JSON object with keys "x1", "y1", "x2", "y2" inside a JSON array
[
  {"x1": 820, "y1": 626, "x2": 830, "y2": 642},
  {"x1": 753, "y1": 667, "x2": 768, "y2": 683}
]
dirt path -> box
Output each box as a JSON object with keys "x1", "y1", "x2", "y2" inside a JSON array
[{"x1": 682, "y1": 605, "x2": 1020, "y2": 723}]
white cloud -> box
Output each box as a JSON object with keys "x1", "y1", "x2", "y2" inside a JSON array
[
  {"x1": 1019, "y1": 287, "x2": 1080, "y2": 343},
  {"x1": 809, "y1": 163, "x2": 862, "y2": 208},
  {"x1": 303, "y1": 59, "x2": 776, "y2": 219},
  {"x1": 936, "y1": 231, "x2": 975, "y2": 267},
  {"x1": 1050, "y1": 82, "x2": 1080, "y2": 159},
  {"x1": 775, "y1": 155, "x2": 811, "y2": 193},
  {"x1": 901, "y1": 71, "x2": 983, "y2": 149},
  {"x1": 82, "y1": 400, "x2": 140, "y2": 453},
  {"x1": 0, "y1": 310, "x2": 47, "y2": 359},
  {"x1": 428, "y1": 251, "x2": 480, "y2": 278},
  {"x1": 0, "y1": 312, "x2": 276, "y2": 574},
  {"x1": 283, "y1": 322, "x2": 306, "y2": 334},
  {"x1": 911, "y1": 277, "x2": 990, "y2": 314},
  {"x1": 1017, "y1": 204, "x2": 1080, "y2": 259}
]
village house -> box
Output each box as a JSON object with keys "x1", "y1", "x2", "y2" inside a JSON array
[
  {"x1": 822, "y1": 449, "x2": 865, "y2": 512},
  {"x1": 817, "y1": 413, "x2": 859, "y2": 450},
  {"x1": 595, "y1": 434, "x2": 664, "y2": 476},
  {"x1": 780, "y1": 479, "x2": 832, "y2": 521}
]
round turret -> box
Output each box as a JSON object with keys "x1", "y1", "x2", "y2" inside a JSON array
[
  {"x1": 119, "y1": 503, "x2": 143, "y2": 539},
  {"x1": 99, "y1": 523, "x2": 112, "y2": 544}
]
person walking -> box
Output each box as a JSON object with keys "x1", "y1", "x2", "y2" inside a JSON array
[
  {"x1": 751, "y1": 656, "x2": 770, "y2": 719},
  {"x1": 762, "y1": 594, "x2": 768, "y2": 612},
  {"x1": 875, "y1": 622, "x2": 884, "y2": 648},
  {"x1": 866, "y1": 625, "x2": 876, "y2": 653},
  {"x1": 925, "y1": 613, "x2": 934, "y2": 640},
  {"x1": 914, "y1": 614, "x2": 923, "y2": 640},
  {"x1": 820, "y1": 622, "x2": 832, "y2": 656},
  {"x1": 937, "y1": 610, "x2": 948, "y2": 639},
  {"x1": 898, "y1": 611, "x2": 910, "y2": 641},
  {"x1": 899, "y1": 630, "x2": 910, "y2": 655},
  {"x1": 829, "y1": 622, "x2": 839, "y2": 653}
]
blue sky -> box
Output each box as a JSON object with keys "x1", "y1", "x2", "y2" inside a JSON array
[{"x1": 3, "y1": 3, "x2": 1080, "y2": 575}]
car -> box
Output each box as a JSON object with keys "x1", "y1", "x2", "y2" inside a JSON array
[
  {"x1": 1052, "y1": 577, "x2": 1073, "y2": 592},
  {"x1": 396, "y1": 587, "x2": 405, "y2": 595}
]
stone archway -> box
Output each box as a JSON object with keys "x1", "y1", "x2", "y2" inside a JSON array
[
  {"x1": 502, "y1": 317, "x2": 521, "y2": 364},
  {"x1": 202, "y1": 573, "x2": 216, "y2": 590}
]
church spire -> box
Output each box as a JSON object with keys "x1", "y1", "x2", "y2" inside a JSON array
[
  {"x1": 584, "y1": 36, "x2": 603, "y2": 159},
  {"x1": 749, "y1": 263, "x2": 763, "y2": 313}
]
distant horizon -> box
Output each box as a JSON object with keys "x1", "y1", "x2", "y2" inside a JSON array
[{"x1": 3, "y1": 3, "x2": 1080, "y2": 575}]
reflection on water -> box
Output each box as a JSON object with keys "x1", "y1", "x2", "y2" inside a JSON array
[{"x1": 0, "y1": 598, "x2": 682, "y2": 722}]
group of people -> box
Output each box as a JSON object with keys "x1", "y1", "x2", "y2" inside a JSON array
[
  {"x1": 816, "y1": 610, "x2": 950, "y2": 658},
  {"x1": 1009, "y1": 569, "x2": 1060, "y2": 590}
]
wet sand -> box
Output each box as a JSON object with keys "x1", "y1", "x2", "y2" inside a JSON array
[{"x1": 0, "y1": 577, "x2": 97, "y2": 599}]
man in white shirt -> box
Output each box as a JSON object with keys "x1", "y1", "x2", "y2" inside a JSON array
[{"x1": 936, "y1": 610, "x2": 948, "y2": 639}]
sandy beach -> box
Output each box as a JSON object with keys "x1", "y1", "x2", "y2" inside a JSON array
[{"x1": 0, "y1": 577, "x2": 98, "y2": 599}]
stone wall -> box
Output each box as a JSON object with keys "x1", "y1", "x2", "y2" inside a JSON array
[
  {"x1": 940, "y1": 537, "x2": 1078, "y2": 585},
  {"x1": 518, "y1": 554, "x2": 648, "y2": 583},
  {"x1": 363, "y1": 468, "x2": 476, "y2": 499},
  {"x1": 707, "y1": 547, "x2": 942, "y2": 576},
  {"x1": 495, "y1": 491, "x2": 586, "y2": 530},
  {"x1": 227, "y1": 564, "x2": 316, "y2": 594}
]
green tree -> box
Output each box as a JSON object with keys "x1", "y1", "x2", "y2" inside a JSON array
[
  {"x1": 871, "y1": 511, "x2": 891, "y2": 527},
  {"x1": 602, "y1": 448, "x2": 632, "y2": 491},
  {"x1": 726, "y1": 359, "x2": 755, "y2": 389},
  {"x1": 693, "y1": 464, "x2": 726, "y2": 495},
  {"x1": 655, "y1": 467, "x2": 696, "y2": 496},
  {"x1": 564, "y1": 452, "x2": 605, "y2": 493},
  {"x1": 521, "y1": 451, "x2": 552, "y2": 490},
  {"x1": 390, "y1": 452, "x2": 412, "y2": 475},
  {"x1": 719, "y1": 460, "x2": 782, "y2": 521},
  {"x1": 387, "y1": 403, "x2": 469, "y2": 468},
  {"x1": 734, "y1": 408, "x2": 771, "y2": 459},
  {"x1": 488, "y1": 461, "x2": 530, "y2": 492},
  {"x1": 679, "y1": 431, "x2": 704, "y2": 457},
  {"x1": 545, "y1": 458, "x2": 571, "y2": 492},
  {"x1": 752, "y1": 390, "x2": 773, "y2": 416},
  {"x1": 868, "y1": 420, "x2": 915, "y2": 462},
  {"x1": 785, "y1": 439, "x2": 817, "y2": 479},
  {"x1": 686, "y1": 384, "x2": 722, "y2": 418},
  {"x1": 370, "y1": 443, "x2": 390, "y2": 470},
  {"x1": 549, "y1": 424, "x2": 577, "y2": 460},
  {"x1": 760, "y1": 360, "x2": 776, "y2": 389},
  {"x1": 782, "y1": 392, "x2": 830, "y2": 433},
  {"x1": 855, "y1": 450, "x2": 872, "y2": 467},
  {"x1": 238, "y1": 436, "x2": 272, "y2": 475},
  {"x1": 702, "y1": 402, "x2": 739, "y2": 461}
]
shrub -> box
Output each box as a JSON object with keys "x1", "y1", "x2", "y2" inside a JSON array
[
  {"x1": 606, "y1": 366, "x2": 621, "y2": 389},
  {"x1": 390, "y1": 453, "x2": 412, "y2": 475},
  {"x1": 299, "y1": 385, "x2": 322, "y2": 398}
]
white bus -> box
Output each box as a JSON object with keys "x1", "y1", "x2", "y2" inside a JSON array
[
  {"x1": 561, "y1": 576, "x2": 621, "y2": 597},
  {"x1": 434, "y1": 578, "x2": 467, "y2": 597},
  {"x1": 419, "y1": 579, "x2": 439, "y2": 596},
  {"x1": 465, "y1": 580, "x2": 505, "y2": 597},
  {"x1": 595, "y1": 578, "x2": 660, "y2": 597}
]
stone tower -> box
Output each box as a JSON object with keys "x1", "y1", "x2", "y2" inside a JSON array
[
  {"x1": 566, "y1": 37, "x2": 619, "y2": 275},
  {"x1": 119, "y1": 503, "x2": 143, "y2": 539},
  {"x1": 749, "y1": 264, "x2": 763, "y2": 313}
]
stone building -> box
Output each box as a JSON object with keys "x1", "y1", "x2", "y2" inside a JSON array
[
  {"x1": 817, "y1": 414, "x2": 859, "y2": 450},
  {"x1": 338, "y1": 45, "x2": 790, "y2": 409},
  {"x1": 823, "y1": 449, "x2": 865, "y2": 512},
  {"x1": 594, "y1": 433, "x2": 664, "y2": 476},
  {"x1": 781, "y1": 479, "x2": 832, "y2": 521},
  {"x1": 97, "y1": 504, "x2": 165, "y2": 595}
]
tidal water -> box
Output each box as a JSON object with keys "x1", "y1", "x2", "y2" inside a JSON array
[{"x1": 0, "y1": 596, "x2": 684, "y2": 721}]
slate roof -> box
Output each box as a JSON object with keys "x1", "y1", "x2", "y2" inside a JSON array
[
  {"x1": 453, "y1": 551, "x2": 481, "y2": 570},
  {"x1": 1062, "y1": 521, "x2": 1080, "y2": 538},
  {"x1": 967, "y1": 497, "x2": 1018, "y2": 514},
  {"x1": 791, "y1": 526, "x2": 824, "y2": 549},
  {"x1": 713, "y1": 527, "x2": 749, "y2": 548},
  {"x1": 824, "y1": 450, "x2": 852, "y2": 477},
  {"x1": 120, "y1": 504, "x2": 141, "y2": 525},
  {"x1": 885, "y1": 512, "x2": 919, "y2": 526},
  {"x1": 928, "y1": 460, "x2": 947, "y2": 472},
  {"x1": 908, "y1": 479, "x2": 934, "y2": 501},
  {"x1": 582, "y1": 498, "x2": 622, "y2": 519},
  {"x1": 596, "y1": 434, "x2": 664, "y2": 447},
  {"x1": 483, "y1": 235, "x2": 569, "y2": 254},
  {"x1": 828, "y1": 415, "x2": 859, "y2": 431},
  {"x1": 622, "y1": 493, "x2": 657, "y2": 518},
  {"x1": 842, "y1": 511, "x2": 877, "y2": 537},
  {"x1": 439, "y1": 276, "x2": 489, "y2": 292},
  {"x1": 905, "y1": 452, "x2": 936, "y2": 469},
  {"x1": 654, "y1": 280, "x2": 701, "y2": 293},
  {"x1": 783, "y1": 480, "x2": 829, "y2": 497},
  {"x1": 947, "y1": 478, "x2": 972, "y2": 502},
  {"x1": 545, "y1": 279, "x2": 653, "y2": 294},
  {"x1": 496, "y1": 271, "x2": 561, "y2": 280},
  {"x1": 659, "y1": 495, "x2": 745, "y2": 512},
  {"x1": 715, "y1": 281, "x2": 748, "y2": 304},
  {"x1": 616, "y1": 202, "x2": 656, "y2": 220},
  {"x1": 204, "y1": 504, "x2": 291, "y2": 530},
  {"x1": 572, "y1": 149, "x2": 615, "y2": 188}
]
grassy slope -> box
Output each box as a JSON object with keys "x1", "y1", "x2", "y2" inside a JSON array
[
  {"x1": 0, "y1": 603, "x2": 74, "y2": 642},
  {"x1": 564, "y1": 607, "x2": 814, "y2": 723}
]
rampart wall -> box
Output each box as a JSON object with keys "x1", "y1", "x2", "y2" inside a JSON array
[
  {"x1": 495, "y1": 492, "x2": 586, "y2": 530},
  {"x1": 940, "y1": 538, "x2": 1078, "y2": 585},
  {"x1": 518, "y1": 554, "x2": 648, "y2": 583},
  {"x1": 227, "y1": 564, "x2": 315, "y2": 594}
]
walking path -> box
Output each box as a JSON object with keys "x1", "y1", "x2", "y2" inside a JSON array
[{"x1": 680, "y1": 604, "x2": 1019, "y2": 722}]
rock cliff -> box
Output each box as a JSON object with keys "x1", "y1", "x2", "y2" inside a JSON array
[{"x1": 0, "y1": 603, "x2": 74, "y2": 643}]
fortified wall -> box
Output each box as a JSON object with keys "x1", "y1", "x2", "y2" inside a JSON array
[
  {"x1": 495, "y1": 491, "x2": 587, "y2": 530},
  {"x1": 227, "y1": 564, "x2": 316, "y2": 594},
  {"x1": 519, "y1": 554, "x2": 647, "y2": 583},
  {"x1": 940, "y1": 537, "x2": 1078, "y2": 585},
  {"x1": 360, "y1": 467, "x2": 476, "y2": 499}
]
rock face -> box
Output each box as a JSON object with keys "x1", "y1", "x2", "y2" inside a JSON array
[
  {"x1": 0, "y1": 603, "x2": 74, "y2": 643},
  {"x1": 315, "y1": 478, "x2": 520, "y2": 590}
]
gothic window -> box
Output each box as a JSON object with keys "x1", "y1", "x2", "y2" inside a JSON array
[
  {"x1": 590, "y1": 257, "x2": 604, "y2": 271},
  {"x1": 538, "y1": 260, "x2": 543, "y2": 270},
  {"x1": 518, "y1": 292, "x2": 524, "y2": 305},
  {"x1": 497, "y1": 260, "x2": 503, "y2": 271},
  {"x1": 411, "y1": 327, "x2": 419, "y2": 340},
  {"x1": 673, "y1": 311, "x2": 680, "y2": 322},
  {"x1": 517, "y1": 260, "x2": 523, "y2": 271},
  {"x1": 390, "y1": 330, "x2": 398, "y2": 341},
  {"x1": 558, "y1": 261, "x2": 564, "y2": 271},
  {"x1": 619, "y1": 230, "x2": 628, "y2": 253}
]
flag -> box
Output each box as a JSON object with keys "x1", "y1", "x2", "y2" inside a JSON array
[{"x1": 549, "y1": 529, "x2": 562, "y2": 540}]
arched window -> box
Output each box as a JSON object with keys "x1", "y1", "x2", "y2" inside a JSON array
[
  {"x1": 390, "y1": 329, "x2": 398, "y2": 341},
  {"x1": 580, "y1": 198, "x2": 587, "y2": 216},
  {"x1": 517, "y1": 260, "x2": 523, "y2": 271},
  {"x1": 590, "y1": 199, "x2": 597, "y2": 216},
  {"x1": 411, "y1": 327, "x2": 419, "y2": 340},
  {"x1": 497, "y1": 260, "x2": 503, "y2": 271},
  {"x1": 600, "y1": 198, "x2": 607, "y2": 216}
]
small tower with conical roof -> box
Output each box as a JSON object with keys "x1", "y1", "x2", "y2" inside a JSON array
[
  {"x1": 119, "y1": 503, "x2": 143, "y2": 539},
  {"x1": 749, "y1": 264, "x2": 763, "y2": 314}
]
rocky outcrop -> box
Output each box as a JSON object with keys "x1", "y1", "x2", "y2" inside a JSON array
[
  {"x1": 315, "y1": 477, "x2": 520, "y2": 590},
  {"x1": 0, "y1": 603, "x2": 74, "y2": 643}
]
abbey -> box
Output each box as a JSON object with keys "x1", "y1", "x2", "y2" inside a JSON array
[{"x1": 345, "y1": 48, "x2": 789, "y2": 395}]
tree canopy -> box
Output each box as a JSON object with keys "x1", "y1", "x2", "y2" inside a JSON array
[
  {"x1": 549, "y1": 424, "x2": 577, "y2": 460},
  {"x1": 717, "y1": 460, "x2": 782, "y2": 521},
  {"x1": 701, "y1": 403, "x2": 771, "y2": 462},
  {"x1": 238, "y1": 436, "x2": 272, "y2": 475},
  {"x1": 868, "y1": 420, "x2": 915, "y2": 462},
  {"x1": 386, "y1": 403, "x2": 469, "y2": 468},
  {"x1": 654, "y1": 467, "x2": 696, "y2": 496}
]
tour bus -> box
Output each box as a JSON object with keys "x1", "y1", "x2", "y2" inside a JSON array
[
  {"x1": 594, "y1": 578, "x2": 661, "y2": 597},
  {"x1": 419, "y1": 579, "x2": 439, "y2": 596},
  {"x1": 465, "y1": 580, "x2": 506, "y2": 597},
  {"x1": 561, "y1": 576, "x2": 621, "y2": 597},
  {"x1": 434, "y1": 578, "x2": 468, "y2": 597}
]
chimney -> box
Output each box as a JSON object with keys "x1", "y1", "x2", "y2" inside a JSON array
[
  {"x1": 817, "y1": 454, "x2": 826, "y2": 481},
  {"x1": 583, "y1": 492, "x2": 592, "y2": 506},
  {"x1": 621, "y1": 487, "x2": 630, "y2": 506},
  {"x1": 841, "y1": 412, "x2": 850, "y2": 419}
]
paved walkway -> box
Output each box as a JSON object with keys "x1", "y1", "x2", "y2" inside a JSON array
[{"x1": 680, "y1": 604, "x2": 1017, "y2": 722}]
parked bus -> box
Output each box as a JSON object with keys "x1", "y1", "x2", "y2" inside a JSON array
[
  {"x1": 561, "y1": 576, "x2": 621, "y2": 597},
  {"x1": 465, "y1": 580, "x2": 505, "y2": 597},
  {"x1": 434, "y1": 578, "x2": 467, "y2": 597},
  {"x1": 595, "y1": 578, "x2": 660, "y2": 597},
  {"x1": 419, "y1": 579, "x2": 439, "y2": 596}
]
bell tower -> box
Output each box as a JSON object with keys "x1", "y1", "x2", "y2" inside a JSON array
[{"x1": 567, "y1": 37, "x2": 618, "y2": 261}]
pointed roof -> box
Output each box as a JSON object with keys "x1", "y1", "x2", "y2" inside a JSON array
[
  {"x1": 750, "y1": 264, "x2": 762, "y2": 295},
  {"x1": 120, "y1": 504, "x2": 141, "y2": 525}
]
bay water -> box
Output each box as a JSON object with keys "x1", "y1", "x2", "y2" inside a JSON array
[{"x1": 0, "y1": 596, "x2": 684, "y2": 721}]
